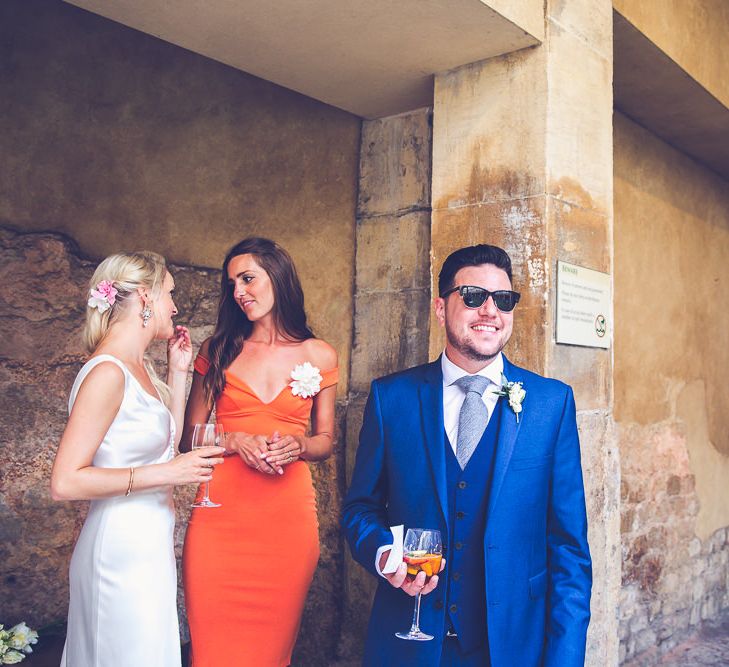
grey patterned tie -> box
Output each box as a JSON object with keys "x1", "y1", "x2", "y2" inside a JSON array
[{"x1": 454, "y1": 375, "x2": 492, "y2": 470}]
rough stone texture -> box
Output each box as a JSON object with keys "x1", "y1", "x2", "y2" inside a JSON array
[
  {"x1": 657, "y1": 608, "x2": 729, "y2": 666},
  {"x1": 543, "y1": 0, "x2": 613, "y2": 410},
  {"x1": 432, "y1": 2, "x2": 619, "y2": 664},
  {"x1": 618, "y1": 422, "x2": 729, "y2": 665},
  {"x1": 0, "y1": 0, "x2": 359, "y2": 393},
  {"x1": 0, "y1": 228, "x2": 348, "y2": 665},
  {"x1": 293, "y1": 401, "x2": 349, "y2": 665},
  {"x1": 614, "y1": 112, "x2": 729, "y2": 463},
  {"x1": 614, "y1": 113, "x2": 729, "y2": 665},
  {"x1": 340, "y1": 109, "x2": 432, "y2": 661},
  {"x1": 580, "y1": 411, "x2": 622, "y2": 665},
  {"x1": 357, "y1": 112, "x2": 432, "y2": 219}
]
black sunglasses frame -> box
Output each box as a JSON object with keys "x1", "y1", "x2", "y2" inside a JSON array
[{"x1": 441, "y1": 285, "x2": 521, "y2": 312}]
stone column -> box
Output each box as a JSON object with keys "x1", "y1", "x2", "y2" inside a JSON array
[
  {"x1": 430, "y1": 1, "x2": 619, "y2": 664},
  {"x1": 339, "y1": 109, "x2": 433, "y2": 660}
]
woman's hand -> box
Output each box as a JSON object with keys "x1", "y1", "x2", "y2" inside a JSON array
[
  {"x1": 225, "y1": 432, "x2": 278, "y2": 475},
  {"x1": 261, "y1": 432, "x2": 303, "y2": 472},
  {"x1": 167, "y1": 326, "x2": 193, "y2": 374},
  {"x1": 165, "y1": 446, "x2": 225, "y2": 485}
]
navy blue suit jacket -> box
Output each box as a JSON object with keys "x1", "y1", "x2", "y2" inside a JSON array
[{"x1": 342, "y1": 356, "x2": 592, "y2": 666}]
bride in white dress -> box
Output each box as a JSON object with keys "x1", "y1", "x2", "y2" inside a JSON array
[{"x1": 51, "y1": 252, "x2": 225, "y2": 667}]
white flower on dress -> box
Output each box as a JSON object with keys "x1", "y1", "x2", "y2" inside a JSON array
[{"x1": 289, "y1": 362, "x2": 323, "y2": 399}]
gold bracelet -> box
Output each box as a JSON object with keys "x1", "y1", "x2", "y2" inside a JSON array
[{"x1": 125, "y1": 467, "x2": 135, "y2": 496}]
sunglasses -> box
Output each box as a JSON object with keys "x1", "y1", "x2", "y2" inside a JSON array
[{"x1": 441, "y1": 285, "x2": 521, "y2": 312}]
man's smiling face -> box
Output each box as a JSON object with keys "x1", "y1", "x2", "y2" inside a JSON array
[{"x1": 435, "y1": 263, "x2": 514, "y2": 369}]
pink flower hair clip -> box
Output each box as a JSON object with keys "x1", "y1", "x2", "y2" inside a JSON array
[{"x1": 88, "y1": 280, "x2": 118, "y2": 313}]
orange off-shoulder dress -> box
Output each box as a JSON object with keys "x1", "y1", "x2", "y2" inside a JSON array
[{"x1": 183, "y1": 353, "x2": 338, "y2": 667}]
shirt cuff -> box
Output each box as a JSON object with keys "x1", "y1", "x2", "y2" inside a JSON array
[{"x1": 375, "y1": 544, "x2": 394, "y2": 578}]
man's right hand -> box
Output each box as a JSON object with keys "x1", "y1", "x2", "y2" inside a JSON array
[{"x1": 378, "y1": 550, "x2": 446, "y2": 597}]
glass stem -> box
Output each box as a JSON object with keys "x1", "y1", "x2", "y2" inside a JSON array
[
  {"x1": 410, "y1": 593, "x2": 422, "y2": 632},
  {"x1": 203, "y1": 481, "x2": 210, "y2": 502}
]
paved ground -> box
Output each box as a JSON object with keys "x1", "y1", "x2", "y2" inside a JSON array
[
  {"x1": 23, "y1": 632, "x2": 192, "y2": 666},
  {"x1": 24, "y1": 613, "x2": 729, "y2": 666},
  {"x1": 659, "y1": 613, "x2": 729, "y2": 666}
]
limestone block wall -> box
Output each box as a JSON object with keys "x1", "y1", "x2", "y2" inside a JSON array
[
  {"x1": 614, "y1": 113, "x2": 729, "y2": 665},
  {"x1": 341, "y1": 108, "x2": 432, "y2": 659}
]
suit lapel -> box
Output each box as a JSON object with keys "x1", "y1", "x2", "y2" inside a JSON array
[
  {"x1": 419, "y1": 359, "x2": 449, "y2": 528},
  {"x1": 487, "y1": 356, "x2": 525, "y2": 521}
]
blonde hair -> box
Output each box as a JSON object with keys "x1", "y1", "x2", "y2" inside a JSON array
[{"x1": 83, "y1": 251, "x2": 171, "y2": 404}]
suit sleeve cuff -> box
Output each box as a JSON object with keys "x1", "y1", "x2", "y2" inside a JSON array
[{"x1": 375, "y1": 544, "x2": 394, "y2": 578}]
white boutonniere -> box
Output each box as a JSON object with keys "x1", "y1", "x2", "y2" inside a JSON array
[
  {"x1": 289, "y1": 362, "x2": 323, "y2": 399},
  {"x1": 493, "y1": 373, "x2": 526, "y2": 423}
]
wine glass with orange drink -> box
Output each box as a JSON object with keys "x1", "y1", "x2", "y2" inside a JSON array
[{"x1": 396, "y1": 528, "x2": 443, "y2": 641}]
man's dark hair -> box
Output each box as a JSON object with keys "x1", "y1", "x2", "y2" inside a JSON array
[{"x1": 438, "y1": 244, "x2": 513, "y2": 296}]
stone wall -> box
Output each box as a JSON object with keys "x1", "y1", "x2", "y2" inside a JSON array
[
  {"x1": 614, "y1": 113, "x2": 729, "y2": 664},
  {"x1": 0, "y1": 0, "x2": 360, "y2": 387},
  {"x1": 340, "y1": 108, "x2": 433, "y2": 661}
]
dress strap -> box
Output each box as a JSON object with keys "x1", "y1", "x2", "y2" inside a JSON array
[
  {"x1": 194, "y1": 352, "x2": 210, "y2": 376},
  {"x1": 68, "y1": 354, "x2": 128, "y2": 414},
  {"x1": 320, "y1": 367, "x2": 339, "y2": 390}
]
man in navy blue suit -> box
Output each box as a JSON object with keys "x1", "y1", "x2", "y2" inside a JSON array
[{"x1": 343, "y1": 244, "x2": 592, "y2": 666}]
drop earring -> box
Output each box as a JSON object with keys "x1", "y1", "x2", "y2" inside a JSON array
[{"x1": 141, "y1": 305, "x2": 152, "y2": 327}]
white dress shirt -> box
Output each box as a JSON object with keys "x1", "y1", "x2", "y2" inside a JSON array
[
  {"x1": 375, "y1": 351, "x2": 505, "y2": 575},
  {"x1": 441, "y1": 350, "x2": 503, "y2": 453}
]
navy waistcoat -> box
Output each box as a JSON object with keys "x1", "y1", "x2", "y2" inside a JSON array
[{"x1": 444, "y1": 396, "x2": 503, "y2": 656}]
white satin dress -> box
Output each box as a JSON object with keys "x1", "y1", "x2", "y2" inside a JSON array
[{"x1": 61, "y1": 355, "x2": 181, "y2": 667}]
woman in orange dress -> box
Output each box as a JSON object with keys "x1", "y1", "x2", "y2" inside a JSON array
[{"x1": 181, "y1": 237, "x2": 337, "y2": 667}]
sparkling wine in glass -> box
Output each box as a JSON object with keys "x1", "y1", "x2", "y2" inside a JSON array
[
  {"x1": 396, "y1": 528, "x2": 443, "y2": 641},
  {"x1": 191, "y1": 423, "x2": 221, "y2": 508}
]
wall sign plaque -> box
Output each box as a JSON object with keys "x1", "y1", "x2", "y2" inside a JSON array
[{"x1": 556, "y1": 261, "x2": 611, "y2": 349}]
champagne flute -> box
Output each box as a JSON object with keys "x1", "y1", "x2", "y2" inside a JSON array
[
  {"x1": 191, "y1": 423, "x2": 221, "y2": 508},
  {"x1": 396, "y1": 528, "x2": 443, "y2": 641}
]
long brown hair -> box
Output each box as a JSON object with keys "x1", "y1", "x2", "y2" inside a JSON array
[{"x1": 203, "y1": 238, "x2": 314, "y2": 402}]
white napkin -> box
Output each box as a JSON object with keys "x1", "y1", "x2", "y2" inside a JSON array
[{"x1": 381, "y1": 524, "x2": 404, "y2": 574}]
